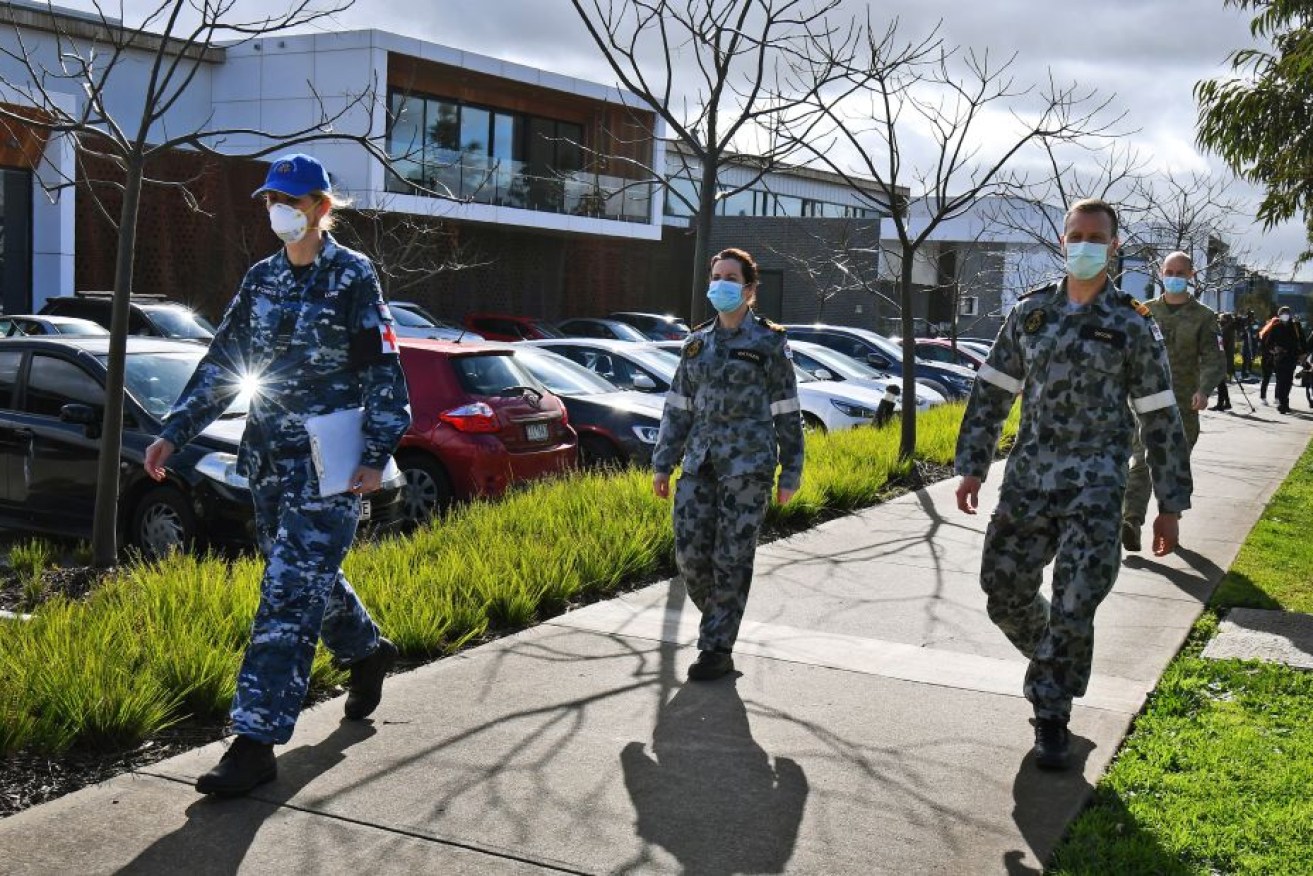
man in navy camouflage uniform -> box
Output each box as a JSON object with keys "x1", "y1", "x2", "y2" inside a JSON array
[
  {"x1": 653, "y1": 248, "x2": 805, "y2": 681},
  {"x1": 954, "y1": 199, "x2": 1192, "y2": 770},
  {"x1": 144, "y1": 154, "x2": 411, "y2": 796}
]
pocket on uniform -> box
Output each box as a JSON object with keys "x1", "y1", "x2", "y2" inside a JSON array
[{"x1": 1077, "y1": 339, "x2": 1125, "y2": 375}]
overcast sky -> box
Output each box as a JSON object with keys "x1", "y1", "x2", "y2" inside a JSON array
[{"x1": 63, "y1": 0, "x2": 1311, "y2": 279}]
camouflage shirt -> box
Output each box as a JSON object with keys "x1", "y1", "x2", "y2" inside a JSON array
[
  {"x1": 1144, "y1": 295, "x2": 1226, "y2": 403},
  {"x1": 653, "y1": 312, "x2": 805, "y2": 490},
  {"x1": 955, "y1": 279, "x2": 1192, "y2": 513},
  {"x1": 161, "y1": 234, "x2": 412, "y2": 477}
]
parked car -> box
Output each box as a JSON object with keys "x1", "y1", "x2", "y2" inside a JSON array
[
  {"x1": 508, "y1": 345, "x2": 664, "y2": 468},
  {"x1": 524, "y1": 338, "x2": 681, "y2": 394},
  {"x1": 908, "y1": 337, "x2": 987, "y2": 372},
  {"x1": 462, "y1": 312, "x2": 565, "y2": 342},
  {"x1": 388, "y1": 300, "x2": 484, "y2": 341},
  {"x1": 39, "y1": 293, "x2": 216, "y2": 341},
  {"x1": 0, "y1": 336, "x2": 406, "y2": 556},
  {"x1": 394, "y1": 339, "x2": 577, "y2": 523},
  {"x1": 577, "y1": 337, "x2": 908, "y2": 433},
  {"x1": 784, "y1": 340, "x2": 946, "y2": 411},
  {"x1": 782, "y1": 323, "x2": 977, "y2": 400},
  {"x1": 0, "y1": 315, "x2": 110, "y2": 337},
  {"x1": 607, "y1": 311, "x2": 692, "y2": 341},
  {"x1": 556, "y1": 317, "x2": 650, "y2": 342}
]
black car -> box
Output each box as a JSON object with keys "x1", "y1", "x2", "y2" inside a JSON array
[
  {"x1": 782, "y1": 323, "x2": 977, "y2": 401},
  {"x1": 0, "y1": 336, "x2": 405, "y2": 556},
  {"x1": 508, "y1": 345, "x2": 664, "y2": 467},
  {"x1": 39, "y1": 293, "x2": 216, "y2": 341},
  {"x1": 607, "y1": 311, "x2": 692, "y2": 341}
]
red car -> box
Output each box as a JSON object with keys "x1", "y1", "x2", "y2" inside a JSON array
[
  {"x1": 395, "y1": 339, "x2": 577, "y2": 522},
  {"x1": 462, "y1": 312, "x2": 565, "y2": 342}
]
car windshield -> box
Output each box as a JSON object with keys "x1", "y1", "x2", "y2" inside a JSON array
[
  {"x1": 797, "y1": 344, "x2": 886, "y2": 379},
  {"x1": 143, "y1": 306, "x2": 215, "y2": 340},
  {"x1": 50, "y1": 319, "x2": 109, "y2": 336},
  {"x1": 389, "y1": 307, "x2": 435, "y2": 328},
  {"x1": 103, "y1": 350, "x2": 249, "y2": 420},
  {"x1": 530, "y1": 320, "x2": 566, "y2": 339},
  {"x1": 452, "y1": 353, "x2": 544, "y2": 396},
  {"x1": 627, "y1": 346, "x2": 680, "y2": 380},
  {"x1": 606, "y1": 322, "x2": 650, "y2": 342},
  {"x1": 514, "y1": 348, "x2": 618, "y2": 395},
  {"x1": 794, "y1": 365, "x2": 817, "y2": 383}
]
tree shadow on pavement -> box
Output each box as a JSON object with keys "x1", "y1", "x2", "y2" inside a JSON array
[
  {"x1": 617, "y1": 675, "x2": 809, "y2": 876},
  {"x1": 117, "y1": 720, "x2": 377, "y2": 875}
]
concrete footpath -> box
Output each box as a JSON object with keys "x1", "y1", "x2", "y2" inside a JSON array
[{"x1": 4, "y1": 404, "x2": 1312, "y2": 875}]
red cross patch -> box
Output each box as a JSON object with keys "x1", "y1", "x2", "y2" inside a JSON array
[{"x1": 380, "y1": 322, "x2": 399, "y2": 355}]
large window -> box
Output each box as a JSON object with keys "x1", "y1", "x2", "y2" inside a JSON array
[
  {"x1": 386, "y1": 90, "x2": 647, "y2": 222},
  {"x1": 661, "y1": 175, "x2": 881, "y2": 221}
]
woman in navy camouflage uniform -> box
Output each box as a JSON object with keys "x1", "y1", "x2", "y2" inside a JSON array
[
  {"x1": 143, "y1": 154, "x2": 411, "y2": 797},
  {"x1": 652, "y1": 248, "x2": 805, "y2": 681}
]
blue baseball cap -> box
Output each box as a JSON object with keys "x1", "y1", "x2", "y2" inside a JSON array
[{"x1": 252, "y1": 153, "x2": 331, "y2": 198}]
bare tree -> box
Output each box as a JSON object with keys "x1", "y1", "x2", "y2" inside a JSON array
[
  {"x1": 0, "y1": 0, "x2": 421, "y2": 567},
  {"x1": 331, "y1": 201, "x2": 490, "y2": 300},
  {"x1": 766, "y1": 216, "x2": 890, "y2": 321},
  {"x1": 794, "y1": 22, "x2": 1119, "y2": 457},
  {"x1": 570, "y1": 0, "x2": 864, "y2": 322}
]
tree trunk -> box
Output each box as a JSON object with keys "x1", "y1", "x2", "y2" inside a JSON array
[
  {"x1": 689, "y1": 158, "x2": 719, "y2": 325},
  {"x1": 91, "y1": 155, "x2": 145, "y2": 568},
  {"x1": 898, "y1": 244, "x2": 917, "y2": 460}
]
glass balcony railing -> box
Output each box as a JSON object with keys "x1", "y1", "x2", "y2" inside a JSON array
[{"x1": 384, "y1": 152, "x2": 652, "y2": 224}]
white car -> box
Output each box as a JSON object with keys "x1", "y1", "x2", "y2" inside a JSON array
[
  {"x1": 644, "y1": 339, "x2": 914, "y2": 432},
  {"x1": 787, "y1": 340, "x2": 946, "y2": 410}
]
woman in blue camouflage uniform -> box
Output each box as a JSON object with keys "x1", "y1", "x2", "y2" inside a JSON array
[
  {"x1": 143, "y1": 154, "x2": 411, "y2": 797},
  {"x1": 652, "y1": 248, "x2": 805, "y2": 681}
]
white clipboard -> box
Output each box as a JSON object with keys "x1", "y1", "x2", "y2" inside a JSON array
[{"x1": 305, "y1": 408, "x2": 401, "y2": 497}]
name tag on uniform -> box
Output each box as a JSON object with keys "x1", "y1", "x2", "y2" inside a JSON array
[
  {"x1": 1078, "y1": 324, "x2": 1126, "y2": 348},
  {"x1": 730, "y1": 349, "x2": 765, "y2": 366}
]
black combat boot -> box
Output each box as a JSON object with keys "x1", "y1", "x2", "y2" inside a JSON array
[
  {"x1": 195, "y1": 735, "x2": 277, "y2": 796},
  {"x1": 1032, "y1": 718, "x2": 1071, "y2": 771},
  {"x1": 687, "y1": 649, "x2": 734, "y2": 681},
  {"x1": 344, "y1": 637, "x2": 399, "y2": 720},
  {"x1": 1120, "y1": 521, "x2": 1141, "y2": 553}
]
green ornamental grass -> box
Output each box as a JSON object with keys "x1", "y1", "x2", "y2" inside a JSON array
[{"x1": 0, "y1": 403, "x2": 1006, "y2": 757}]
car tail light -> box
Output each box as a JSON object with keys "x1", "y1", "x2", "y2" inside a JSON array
[{"x1": 439, "y1": 402, "x2": 501, "y2": 433}]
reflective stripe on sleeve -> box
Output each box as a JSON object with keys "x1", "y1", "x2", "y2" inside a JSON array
[
  {"x1": 770, "y1": 397, "x2": 801, "y2": 415},
  {"x1": 665, "y1": 391, "x2": 691, "y2": 411},
  {"x1": 1132, "y1": 389, "x2": 1176, "y2": 413},
  {"x1": 977, "y1": 364, "x2": 1023, "y2": 395}
]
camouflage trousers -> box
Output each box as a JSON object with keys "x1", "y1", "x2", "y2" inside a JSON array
[
  {"x1": 231, "y1": 453, "x2": 381, "y2": 745},
  {"x1": 981, "y1": 484, "x2": 1123, "y2": 721},
  {"x1": 673, "y1": 466, "x2": 773, "y2": 653},
  {"x1": 1122, "y1": 405, "x2": 1199, "y2": 529}
]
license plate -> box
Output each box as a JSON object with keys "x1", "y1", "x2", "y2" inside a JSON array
[
  {"x1": 525, "y1": 423, "x2": 549, "y2": 442},
  {"x1": 359, "y1": 499, "x2": 371, "y2": 521}
]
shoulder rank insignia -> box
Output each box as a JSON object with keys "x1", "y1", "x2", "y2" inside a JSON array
[
  {"x1": 756, "y1": 315, "x2": 785, "y2": 332},
  {"x1": 1023, "y1": 309, "x2": 1047, "y2": 334},
  {"x1": 1128, "y1": 297, "x2": 1151, "y2": 318},
  {"x1": 683, "y1": 337, "x2": 704, "y2": 359},
  {"x1": 693, "y1": 317, "x2": 716, "y2": 331},
  {"x1": 1018, "y1": 282, "x2": 1057, "y2": 301}
]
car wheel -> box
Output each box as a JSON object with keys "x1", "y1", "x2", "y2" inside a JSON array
[
  {"x1": 579, "y1": 433, "x2": 624, "y2": 469},
  {"x1": 398, "y1": 453, "x2": 453, "y2": 524},
  {"x1": 132, "y1": 485, "x2": 197, "y2": 559},
  {"x1": 916, "y1": 378, "x2": 951, "y2": 399},
  {"x1": 802, "y1": 413, "x2": 826, "y2": 434}
]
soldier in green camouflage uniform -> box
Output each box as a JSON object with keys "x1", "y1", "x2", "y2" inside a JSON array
[
  {"x1": 955, "y1": 199, "x2": 1192, "y2": 771},
  {"x1": 1120, "y1": 251, "x2": 1226, "y2": 551},
  {"x1": 653, "y1": 248, "x2": 805, "y2": 682}
]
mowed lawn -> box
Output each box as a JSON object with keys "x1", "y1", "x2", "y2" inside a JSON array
[{"x1": 1050, "y1": 437, "x2": 1313, "y2": 875}]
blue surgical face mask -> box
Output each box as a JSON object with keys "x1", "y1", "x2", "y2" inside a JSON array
[
  {"x1": 1162, "y1": 276, "x2": 1189, "y2": 296},
  {"x1": 706, "y1": 279, "x2": 745, "y2": 313},
  {"x1": 1065, "y1": 241, "x2": 1109, "y2": 281}
]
